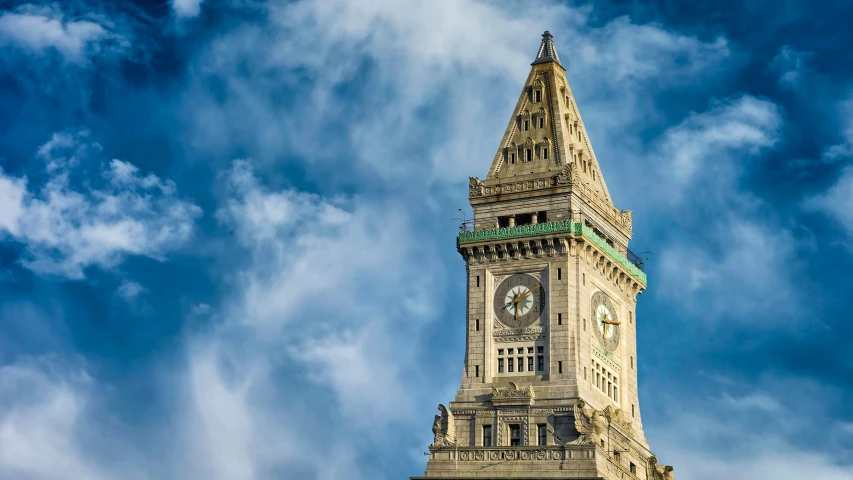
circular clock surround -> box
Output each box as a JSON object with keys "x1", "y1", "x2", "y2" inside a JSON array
[
  {"x1": 493, "y1": 273, "x2": 546, "y2": 329},
  {"x1": 591, "y1": 291, "x2": 620, "y2": 351}
]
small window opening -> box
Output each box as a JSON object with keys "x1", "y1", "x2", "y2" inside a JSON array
[
  {"x1": 510, "y1": 152, "x2": 516, "y2": 164},
  {"x1": 498, "y1": 216, "x2": 511, "y2": 228},
  {"x1": 543, "y1": 147, "x2": 548, "y2": 159},
  {"x1": 629, "y1": 311, "x2": 633, "y2": 324},
  {"x1": 498, "y1": 358, "x2": 504, "y2": 373},
  {"x1": 515, "y1": 213, "x2": 533, "y2": 226},
  {"x1": 517, "y1": 357, "x2": 524, "y2": 373},
  {"x1": 538, "y1": 211, "x2": 547, "y2": 223},
  {"x1": 537, "y1": 356, "x2": 544, "y2": 372},
  {"x1": 557, "y1": 268, "x2": 561, "y2": 280},
  {"x1": 538, "y1": 424, "x2": 547, "y2": 445},
  {"x1": 483, "y1": 425, "x2": 492, "y2": 446},
  {"x1": 509, "y1": 425, "x2": 521, "y2": 446},
  {"x1": 582, "y1": 273, "x2": 585, "y2": 285},
  {"x1": 508, "y1": 358, "x2": 514, "y2": 373},
  {"x1": 632, "y1": 404, "x2": 635, "y2": 417},
  {"x1": 527, "y1": 357, "x2": 533, "y2": 372},
  {"x1": 583, "y1": 318, "x2": 586, "y2": 331},
  {"x1": 558, "y1": 361, "x2": 562, "y2": 374},
  {"x1": 538, "y1": 117, "x2": 544, "y2": 128},
  {"x1": 630, "y1": 463, "x2": 637, "y2": 474},
  {"x1": 525, "y1": 149, "x2": 532, "y2": 162},
  {"x1": 475, "y1": 319, "x2": 480, "y2": 331},
  {"x1": 476, "y1": 276, "x2": 480, "y2": 287},
  {"x1": 600, "y1": 439, "x2": 605, "y2": 448},
  {"x1": 584, "y1": 367, "x2": 587, "y2": 379},
  {"x1": 475, "y1": 365, "x2": 479, "y2": 377},
  {"x1": 631, "y1": 356, "x2": 634, "y2": 368},
  {"x1": 524, "y1": 120, "x2": 529, "y2": 131},
  {"x1": 534, "y1": 90, "x2": 542, "y2": 102},
  {"x1": 558, "y1": 313, "x2": 562, "y2": 325}
]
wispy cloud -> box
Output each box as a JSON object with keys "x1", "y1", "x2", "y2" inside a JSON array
[{"x1": 0, "y1": 130, "x2": 201, "y2": 278}]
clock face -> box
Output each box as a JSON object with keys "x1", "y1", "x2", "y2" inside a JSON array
[
  {"x1": 591, "y1": 291, "x2": 620, "y2": 351},
  {"x1": 493, "y1": 273, "x2": 545, "y2": 329}
]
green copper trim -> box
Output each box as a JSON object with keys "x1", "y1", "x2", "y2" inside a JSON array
[{"x1": 458, "y1": 220, "x2": 647, "y2": 285}]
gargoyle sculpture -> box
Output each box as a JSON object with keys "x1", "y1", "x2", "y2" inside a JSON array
[
  {"x1": 430, "y1": 404, "x2": 458, "y2": 447},
  {"x1": 647, "y1": 456, "x2": 675, "y2": 480}
]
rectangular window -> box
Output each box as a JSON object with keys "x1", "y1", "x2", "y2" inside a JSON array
[
  {"x1": 527, "y1": 347, "x2": 533, "y2": 354},
  {"x1": 498, "y1": 358, "x2": 504, "y2": 373},
  {"x1": 613, "y1": 385, "x2": 618, "y2": 400},
  {"x1": 558, "y1": 361, "x2": 562, "y2": 374},
  {"x1": 528, "y1": 357, "x2": 533, "y2": 372},
  {"x1": 498, "y1": 349, "x2": 504, "y2": 355},
  {"x1": 517, "y1": 357, "x2": 524, "y2": 373},
  {"x1": 506, "y1": 348, "x2": 513, "y2": 355},
  {"x1": 525, "y1": 149, "x2": 532, "y2": 162},
  {"x1": 629, "y1": 311, "x2": 633, "y2": 324},
  {"x1": 584, "y1": 367, "x2": 587, "y2": 379},
  {"x1": 537, "y1": 356, "x2": 544, "y2": 371},
  {"x1": 631, "y1": 356, "x2": 634, "y2": 368},
  {"x1": 543, "y1": 147, "x2": 548, "y2": 159},
  {"x1": 558, "y1": 313, "x2": 562, "y2": 325},
  {"x1": 537, "y1": 346, "x2": 544, "y2": 353},
  {"x1": 509, "y1": 425, "x2": 521, "y2": 446},
  {"x1": 524, "y1": 120, "x2": 529, "y2": 131},
  {"x1": 632, "y1": 404, "x2": 635, "y2": 417},
  {"x1": 535, "y1": 90, "x2": 542, "y2": 102},
  {"x1": 475, "y1": 319, "x2": 479, "y2": 331},
  {"x1": 476, "y1": 276, "x2": 480, "y2": 287},
  {"x1": 510, "y1": 153, "x2": 516, "y2": 164},
  {"x1": 557, "y1": 268, "x2": 561, "y2": 280},
  {"x1": 538, "y1": 424, "x2": 547, "y2": 445},
  {"x1": 630, "y1": 463, "x2": 637, "y2": 474},
  {"x1": 538, "y1": 117, "x2": 544, "y2": 128},
  {"x1": 483, "y1": 425, "x2": 492, "y2": 446},
  {"x1": 508, "y1": 358, "x2": 514, "y2": 373},
  {"x1": 475, "y1": 365, "x2": 479, "y2": 377},
  {"x1": 582, "y1": 273, "x2": 585, "y2": 285}
]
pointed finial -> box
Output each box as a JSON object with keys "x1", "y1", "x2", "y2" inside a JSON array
[{"x1": 532, "y1": 30, "x2": 561, "y2": 66}]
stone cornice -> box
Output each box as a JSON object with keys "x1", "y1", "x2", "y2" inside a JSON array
[{"x1": 458, "y1": 220, "x2": 647, "y2": 286}]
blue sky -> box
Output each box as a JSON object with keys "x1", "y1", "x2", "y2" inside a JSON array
[{"x1": 0, "y1": 0, "x2": 852, "y2": 478}]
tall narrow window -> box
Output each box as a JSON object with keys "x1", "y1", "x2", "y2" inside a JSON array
[
  {"x1": 510, "y1": 153, "x2": 516, "y2": 164},
  {"x1": 629, "y1": 311, "x2": 633, "y2": 324},
  {"x1": 631, "y1": 356, "x2": 634, "y2": 368},
  {"x1": 475, "y1": 319, "x2": 480, "y2": 331},
  {"x1": 632, "y1": 404, "x2": 635, "y2": 417},
  {"x1": 630, "y1": 463, "x2": 637, "y2": 474},
  {"x1": 543, "y1": 147, "x2": 548, "y2": 159},
  {"x1": 517, "y1": 357, "x2": 524, "y2": 373},
  {"x1": 483, "y1": 425, "x2": 492, "y2": 446},
  {"x1": 508, "y1": 358, "x2": 514, "y2": 373},
  {"x1": 537, "y1": 356, "x2": 544, "y2": 371},
  {"x1": 538, "y1": 424, "x2": 547, "y2": 445},
  {"x1": 538, "y1": 117, "x2": 544, "y2": 128},
  {"x1": 498, "y1": 358, "x2": 504, "y2": 373},
  {"x1": 525, "y1": 149, "x2": 532, "y2": 162},
  {"x1": 475, "y1": 365, "x2": 479, "y2": 377},
  {"x1": 528, "y1": 357, "x2": 533, "y2": 372},
  {"x1": 558, "y1": 313, "x2": 562, "y2": 325},
  {"x1": 524, "y1": 120, "x2": 529, "y2": 131},
  {"x1": 534, "y1": 90, "x2": 542, "y2": 102},
  {"x1": 584, "y1": 367, "x2": 587, "y2": 379},
  {"x1": 557, "y1": 268, "x2": 561, "y2": 280},
  {"x1": 476, "y1": 276, "x2": 480, "y2": 287},
  {"x1": 583, "y1": 273, "x2": 585, "y2": 285},
  {"x1": 558, "y1": 361, "x2": 562, "y2": 374},
  {"x1": 509, "y1": 425, "x2": 521, "y2": 446}
]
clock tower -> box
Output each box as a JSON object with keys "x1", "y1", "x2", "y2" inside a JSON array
[{"x1": 411, "y1": 32, "x2": 675, "y2": 480}]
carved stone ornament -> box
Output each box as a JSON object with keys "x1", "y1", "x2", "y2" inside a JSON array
[
  {"x1": 491, "y1": 381, "x2": 534, "y2": 399},
  {"x1": 647, "y1": 456, "x2": 675, "y2": 480},
  {"x1": 569, "y1": 399, "x2": 607, "y2": 444},
  {"x1": 603, "y1": 405, "x2": 634, "y2": 438},
  {"x1": 555, "y1": 162, "x2": 578, "y2": 185},
  {"x1": 431, "y1": 404, "x2": 459, "y2": 447},
  {"x1": 469, "y1": 177, "x2": 484, "y2": 197}
]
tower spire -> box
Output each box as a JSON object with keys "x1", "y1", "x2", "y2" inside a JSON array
[{"x1": 532, "y1": 30, "x2": 561, "y2": 66}]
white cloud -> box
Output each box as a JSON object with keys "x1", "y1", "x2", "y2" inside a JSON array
[
  {"x1": 0, "y1": 131, "x2": 201, "y2": 279},
  {"x1": 172, "y1": 0, "x2": 205, "y2": 19},
  {"x1": 823, "y1": 97, "x2": 853, "y2": 163},
  {"x1": 804, "y1": 166, "x2": 853, "y2": 238},
  {"x1": 769, "y1": 45, "x2": 812, "y2": 90},
  {"x1": 116, "y1": 281, "x2": 145, "y2": 302},
  {"x1": 0, "y1": 4, "x2": 125, "y2": 64}
]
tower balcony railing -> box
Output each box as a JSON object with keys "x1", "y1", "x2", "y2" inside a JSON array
[{"x1": 456, "y1": 219, "x2": 646, "y2": 285}]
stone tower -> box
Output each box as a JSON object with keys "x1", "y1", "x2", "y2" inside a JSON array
[{"x1": 411, "y1": 32, "x2": 674, "y2": 480}]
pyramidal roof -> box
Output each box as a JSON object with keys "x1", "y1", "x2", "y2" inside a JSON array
[{"x1": 483, "y1": 31, "x2": 613, "y2": 204}]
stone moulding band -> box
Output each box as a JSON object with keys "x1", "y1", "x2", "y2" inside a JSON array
[{"x1": 457, "y1": 220, "x2": 647, "y2": 285}]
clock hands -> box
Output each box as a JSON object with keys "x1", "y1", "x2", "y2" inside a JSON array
[
  {"x1": 601, "y1": 313, "x2": 620, "y2": 325},
  {"x1": 507, "y1": 284, "x2": 541, "y2": 320}
]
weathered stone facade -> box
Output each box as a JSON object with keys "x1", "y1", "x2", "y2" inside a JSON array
[{"x1": 411, "y1": 32, "x2": 674, "y2": 480}]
